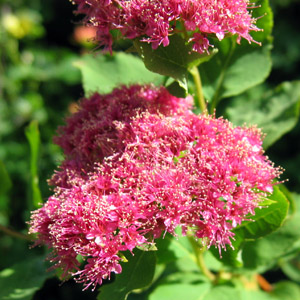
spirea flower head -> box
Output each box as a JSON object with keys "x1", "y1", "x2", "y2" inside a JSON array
[
  {"x1": 29, "y1": 85, "x2": 281, "y2": 290},
  {"x1": 71, "y1": 0, "x2": 260, "y2": 53},
  {"x1": 50, "y1": 84, "x2": 192, "y2": 187}
]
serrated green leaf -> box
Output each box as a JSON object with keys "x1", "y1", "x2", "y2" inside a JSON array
[
  {"x1": 199, "y1": 0, "x2": 273, "y2": 109},
  {"x1": 226, "y1": 81, "x2": 300, "y2": 149},
  {"x1": 97, "y1": 249, "x2": 156, "y2": 300},
  {"x1": 0, "y1": 257, "x2": 53, "y2": 300},
  {"x1": 25, "y1": 120, "x2": 42, "y2": 209},
  {"x1": 0, "y1": 160, "x2": 12, "y2": 195},
  {"x1": 134, "y1": 34, "x2": 214, "y2": 96},
  {"x1": 74, "y1": 52, "x2": 164, "y2": 95}
]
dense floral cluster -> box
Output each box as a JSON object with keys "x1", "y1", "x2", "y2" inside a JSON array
[
  {"x1": 29, "y1": 85, "x2": 280, "y2": 289},
  {"x1": 71, "y1": 0, "x2": 260, "y2": 53},
  {"x1": 50, "y1": 85, "x2": 192, "y2": 187}
]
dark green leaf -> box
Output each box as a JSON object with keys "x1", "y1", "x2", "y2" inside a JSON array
[
  {"x1": 199, "y1": 0, "x2": 273, "y2": 108},
  {"x1": 0, "y1": 257, "x2": 53, "y2": 300},
  {"x1": 25, "y1": 120, "x2": 42, "y2": 209},
  {"x1": 74, "y1": 52, "x2": 164, "y2": 95},
  {"x1": 0, "y1": 160, "x2": 12, "y2": 195},
  {"x1": 166, "y1": 81, "x2": 187, "y2": 98},
  {"x1": 97, "y1": 249, "x2": 156, "y2": 300},
  {"x1": 134, "y1": 34, "x2": 215, "y2": 95},
  {"x1": 226, "y1": 81, "x2": 300, "y2": 149}
]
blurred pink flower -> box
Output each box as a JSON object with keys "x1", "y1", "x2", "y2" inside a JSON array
[
  {"x1": 29, "y1": 85, "x2": 280, "y2": 289},
  {"x1": 71, "y1": 0, "x2": 260, "y2": 53}
]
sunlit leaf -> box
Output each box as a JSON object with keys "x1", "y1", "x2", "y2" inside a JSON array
[
  {"x1": 226, "y1": 81, "x2": 300, "y2": 149},
  {"x1": 74, "y1": 52, "x2": 164, "y2": 95}
]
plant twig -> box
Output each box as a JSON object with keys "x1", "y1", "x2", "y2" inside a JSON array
[{"x1": 0, "y1": 224, "x2": 32, "y2": 241}]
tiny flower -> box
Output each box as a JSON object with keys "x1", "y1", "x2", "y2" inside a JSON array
[
  {"x1": 29, "y1": 85, "x2": 281, "y2": 289},
  {"x1": 70, "y1": 0, "x2": 260, "y2": 53}
]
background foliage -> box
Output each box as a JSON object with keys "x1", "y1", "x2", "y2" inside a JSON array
[{"x1": 0, "y1": 0, "x2": 300, "y2": 299}]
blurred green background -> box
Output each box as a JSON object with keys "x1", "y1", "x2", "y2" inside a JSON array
[{"x1": 0, "y1": 0, "x2": 299, "y2": 299}]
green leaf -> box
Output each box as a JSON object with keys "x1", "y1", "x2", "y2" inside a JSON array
[
  {"x1": 201, "y1": 40, "x2": 272, "y2": 107},
  {"x1": 0, "y1": 160, "x2": 12, "y2": 195},
  {"x1": 148, "y1": 272, "x2": 211, "y2": 300},
  {"x1": 271, "y1": 281, "x2": 300, "y2": 300},
  {"x1": 203, "y1": 285, "x2": 242, "y2": 300},
  {"x1": 210, "y1": 186, "x2": 289, "y2": 267},
  {"x1": 134, "y1": 34, "x2": 215, "y2": 95},
  {"x1": 166, "y1": 81, "x2": 188, "y2": 98},
  {"x1": 155, "y1": 234, "x2": 197, "y2": 269},
  {"x1": 226, "y1": 81, "x2": 300, "y2": 149},
  {"x1": 0, "y1": 257, "x2": 53, "y2": 300},
  {"x1": 239, "y1": 290, "x2": 276, "y2": 300},
  {"x1": 234, "y1": 186, "x2": 289, "y2": 239},
  {"x1": 25, "y1": 120, "x2": 42, "y2": 209},
  {"x1": 242, "y1": 193, "x2": 300, "y2": 270},
  {"x1": 200, "y1": 0, "x2": 273, "y2": 108},
  {"x1": 97, "y1": 249, "x2": 156, "y2": 300},
  {"x1": 281, "y1": 255, "x2": 300, "y2": 284},
  {"x1": 74, "y1": 52, "x2": 164, "y2": 95},
  {"x1": 250, "y1": 0, "x2": 274, "y2": 43}
]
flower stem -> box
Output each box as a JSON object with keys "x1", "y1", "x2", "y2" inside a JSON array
[
  {"x1": 0, "y1": 224, "x2": 32, "y2": 241},
  {"x1": 190, "y1": 66, "x2": 207, "y2": 114},
  {"x1": 188, "y1": 236, "x2": 216, "y2": 281}
]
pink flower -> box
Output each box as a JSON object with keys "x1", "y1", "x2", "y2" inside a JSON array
[
  {"x1": 29, "y1": 86, "x2": 281, "y2": 289},
  {"x1": 71, "y1": 0, "x2": 260, "y2": 53},
  {"x1": 50, "y1": 84, "x2": 192, "y2": 188}
]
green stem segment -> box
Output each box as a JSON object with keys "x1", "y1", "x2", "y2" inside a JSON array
[
  {"x1": 190, "y1": 66, "x2": 207, "y2": 114},
  {"x1": 188, "y1": 236, "x2": 216, "y2": 281}
]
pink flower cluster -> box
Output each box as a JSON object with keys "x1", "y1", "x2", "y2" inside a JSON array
[
  {"x1": 29, "y1": 85, "x2": 280, "y2": 289},
  {"x1": 71, "y1": 0, "x2": 260, "y2": 53}
]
